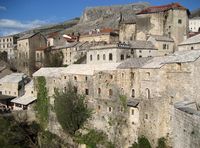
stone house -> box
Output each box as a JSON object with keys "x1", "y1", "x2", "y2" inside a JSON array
[
  {"x1": 11, "y1": 80, "x2": 36, "y2": 110},
  {"x1": 136, "y1": 3, "x2": 189, "y2": 47},
  {"x1": 147, "y1": 35, "x2": 175, "y2": 55},
  {"x1": 129, "y1": 40, "x2": 157, "y2": 58},
  {"x1": 17, "y1": 32, "x2": 47, "y2": 76},
  {"x1": 79, "y1": 28, "x2": 119, "y2": 44},
  {"x1": 178, "y1": 34, "x2": 200, "y2": 51},
  {"x1": 0, "y1": 73, "x2": 29, "y2": 97},
  {"x1": 0, "y1": 35, "x2": 19, "y2": 60},
  {"x1": 61, "y1": 41, "x2": 90, "y2": 65}
]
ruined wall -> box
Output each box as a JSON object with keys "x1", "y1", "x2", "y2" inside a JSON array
[
  {"x1": 138, "y1": 98, "x2": 173, "y2": 147},
  {"x1": 173, "y1": 107, "x2": 200, "y2": 148},
  {"x1": 119, "y1": 23, "x2": 136, "y2": 42}
]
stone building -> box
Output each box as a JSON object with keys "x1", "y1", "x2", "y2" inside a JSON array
[
  {"x1": 147, "y1": 35, "x2": 175, "y2": 55},
  {"x1": 189, "y1": 17, "x2": 200, "y2": 32},
  {"x1": 178, "y1": 34, "x2": 200, "y2": 51},
  {"x1": 129, "y1": 40, "x2": 157, "y2": 58},
  {"x1": 119, "y1": 20, "x2": 136, "y2": 43},
  {"x1": 136, "y1": 3, "x2": 189, "y2": 47},
  {"x1": 11, "y1": 80, "x2": 36, "y2": 110},
  {"x1": 0, "y1": 73, "x2": 29, "y2": 97},
  {"x1": 47, "y1": 32, "x2": 67, "y2": 46},
  {"x1": 17, "y1": 32, "x2": 47, "y2": 76},
  {"x1": 60, "y1": 41, "x2": 90, "y2": 65},
  {"x1": 79, "y1": 28, "x2": 119, "y2": 43},
  {"x1": 0, "y1": 35, "x2": 18, "y2": 60}
]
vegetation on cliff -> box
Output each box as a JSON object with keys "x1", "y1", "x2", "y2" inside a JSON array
[{"x1": 35, "y1": 76, "x2": 49, "y2": 129}]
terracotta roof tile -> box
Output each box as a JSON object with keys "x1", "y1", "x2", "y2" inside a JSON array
[{"x1": 137, "y1": 3, "x2": 187, "y2": 14}]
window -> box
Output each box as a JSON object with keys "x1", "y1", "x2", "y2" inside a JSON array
[
  {"x1": 85, "y1": 89, "x2": 89, "y2": 95},
  {"x1": 85, "y1": 76, "x2": 88, "y2": 81},
  {"x1": 110, "y1": 75, "x2": 113, "y2": 79},
  {"x1": 97, "y1": 105, "x2": 101, "y2": 111},
  {"x1": 109, "y1": 53, "x2": 113, "y2": 61},
  {"x1": 37, "y1": 53, "x2": 39, "y2": 59},
  {"x1": 120, "y1": 54, "x2": 124, "y2": 60},
  {"x1": 103, "y1": 54, "x2": 106, "y2": 60},
  {"x1": 139, "y1": 55, "x2": 142, "y2": 58},
  {"x1": 121, "y1": 73, "x2": 124, "y2": 78},
  {"x1": 145, "y1": 114, "x2": 148, "y2": 119},
  {"x1": 146, "y1": 88, "x2": 150, "y2": 99},
  {"x1": 31, "y1": 91, "x2": 33, "y2": 94},
  {"x1": 132, "y1": 89, "x2": 135, "y2": 98},
  {"x1": 97, "y1": 54, "x2": 100, "y2": 60},
  {"x1": 74, "y1": 76, "x2": 77, "y2": 81},
  {"x1": 139, "y1": 50, "x2": 142, "y2": 53},
  {"x1": 191, "y1": 47, "x2": 194, "y2": 50},
  {"x1": 98, "y1": 88, "x2": 101, "y2": 95},
  {"x1": 74, "y1": 86, "x2": 78, "y2": 93},
  {"x1": 90, "y1": 55, "x2": 92, "y2": 61},
  {"x1": 131, "y1": 72, "x2": 134, "y2": 80},
  {"x1": 64, "y1": 76, "x2": 66, "y2": 79},
  {"x1": 108, "y1": 107, "x2": 112, "y2": 112},
  {"x1": 109, "y1": 89, "x2": 113, "y2": 97},
  {"x1": 64, "y1": 87, "x2": 67, "y2": 92},
  {"x1": 131, "y1": 109, "x2": 134, "y2": 115},
  {"x1": 163, "y1": 44, "x2": 167, "y2": 49},
  {"x1": 178, "y1": 19, "x2": 182, "y2": 24}
]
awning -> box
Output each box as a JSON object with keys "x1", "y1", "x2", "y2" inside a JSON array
[{"x1": 11, "y1": 95, "x2": 36, "y2": 105}]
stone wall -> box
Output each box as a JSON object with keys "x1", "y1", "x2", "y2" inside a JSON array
[{"x1": 173, "y1": 107, "x2": 200, "y2": 148}]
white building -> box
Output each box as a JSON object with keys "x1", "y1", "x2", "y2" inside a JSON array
[
  {"x1": 0, "y1": 35, "x2": 18, "y2": 59},
  {"x1": 189, "y1": 17, "x2": 200, "y2": 32}
]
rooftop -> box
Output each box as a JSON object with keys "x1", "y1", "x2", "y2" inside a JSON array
[
  {"x1": 148, "y1": 35, "x2": 174, "y2": 42},
  {"x1": 11, "y1": 95, "x2": 36, "y2": 105},
  {"x1": 33, "y1": 63, "x2": 121, "y2": 77},
  {"x1": 129, "y1": 40, "x2": 156, "y2": 49},
  {"x1": 117, "y1": 57, "x2": 153, "y2": 69},
  {"x1": 0, "y1": 73, "x2": 27, "y2": 83},
  {"x1": 137, "y1": 3, "x2": 186, "y2": 15},
  {"x1": 179, "y1": 34, "x2": 200, "y2": 45},
  {"x1": 142, "y1": 49, "x2": 200, "y2": 69},
  {"x1": 18, "y1": 32, "x2": 38, "y2": 40}
]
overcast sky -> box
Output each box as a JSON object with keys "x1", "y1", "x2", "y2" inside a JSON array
[{"x1": 0, "y1": 0, "x2": 200, "y2": 36}]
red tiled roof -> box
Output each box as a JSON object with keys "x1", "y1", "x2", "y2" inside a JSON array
[{"x1": 137, "y1": 3, "x2": 187, "y2": 14}]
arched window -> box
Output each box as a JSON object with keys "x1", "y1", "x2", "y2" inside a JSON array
[
  {"x1": 132, "y1": 89, "x2": 135, "y2": 98},
  {"x1": 90, "y1": 55, "x2": 92, "y2": 61},
  {"x1": 109, "y1": 89, "x2": 113, "y2": 97},
  {"x1": 191, "y1": 46, "x2": 194, "y2": 50},
  {"x1": 146, "y1": 88, "x2": 150, "y2": 99},
  {"x1": 97, "y1": 54, "x2": 100, "y2": 60},
  {"x1": 98, "y1": 88, "x2": 101, "y2": 95},
  {"x1": 109, "y1": 53, "x2": 113, "y2": 61}
]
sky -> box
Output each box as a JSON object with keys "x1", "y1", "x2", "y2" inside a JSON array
[{"x1": 0, "y1": 0, "x2": 200, "y2": 36}]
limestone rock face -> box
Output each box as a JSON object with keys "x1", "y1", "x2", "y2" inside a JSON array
[{"x1": 63, "y1": 2, "x2": 150, "y2": 34}]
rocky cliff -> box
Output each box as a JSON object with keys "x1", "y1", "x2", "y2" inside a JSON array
[{"x1": 63, "y1": 2, "x2": 150, "y2": 34}]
